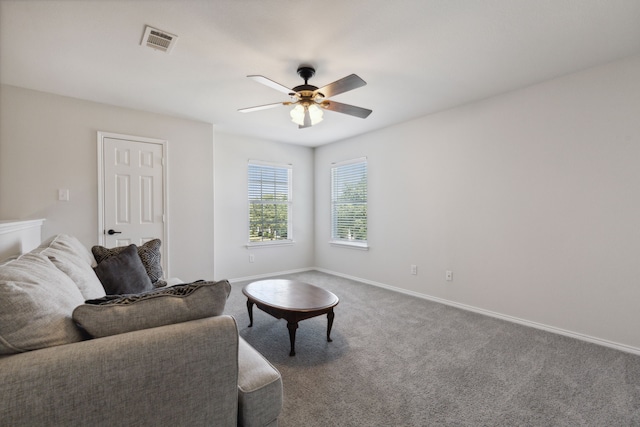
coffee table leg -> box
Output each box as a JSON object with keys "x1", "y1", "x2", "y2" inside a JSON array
[
  {"x1": 327, "y1": 309, "x2": 335, "y2": 342},
  {"x1": 246, "y1": 300, "x2": 254, "y2": 327},
  {"x1": 287, "y1": 321, "x2": 298, "y2": 356}
]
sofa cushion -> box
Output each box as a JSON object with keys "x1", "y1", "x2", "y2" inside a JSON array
[
  {"x1": 47, "y1": 251, "x2": 106, "y2": 300},
  {"x1": 37, "y1": 234, "x2": 97, "y2": 267},
  {"x1": 0, "y1": 255, "x2": 19, "y2": 266},
  {"x1": 93, "y1": 244, "x2": 154, "y2": 295},
  {"x1": 92, "y1": 239, "x2": 163, "y2": 283},
  {"x1": 35, "y1": 235, "x2": 105, "y2": 300},
  {"x1": 31, "y1": 234, "x2": 105, "y2": 300},
  {"x1": 0, "y1": 253, "x2": 85, "y2": 354},
  {"x1": 237, "y1": 337, "x2": 283, "y2": 427},
  {"x1": 72, "y1": 280, "x2": 232, "y2": 338}
]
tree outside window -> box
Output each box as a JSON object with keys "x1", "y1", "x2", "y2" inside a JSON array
[{"x1": 248, "y1": 161, "x2": 292, "y2": 243}]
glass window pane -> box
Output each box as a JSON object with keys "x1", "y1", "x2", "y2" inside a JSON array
[{"x1": 248, "y1": 162, "x2": 292, "y2": 243}]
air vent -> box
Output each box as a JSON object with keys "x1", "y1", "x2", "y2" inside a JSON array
[{"x1": 141, "y1": 25, "x2": 178, "y2": 53}]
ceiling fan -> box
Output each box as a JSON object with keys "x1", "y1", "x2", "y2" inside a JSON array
[{"x1": 238, "y1": 66, "x2": 372, "y2": 128}]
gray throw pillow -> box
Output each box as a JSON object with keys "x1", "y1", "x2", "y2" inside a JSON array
[
  {"x1": 92, "y1": 239, "x2": 163, "y2": 283},
  {"x1": 93, "y1": 244, "x2": 154, "y2": 295},
  {"x1": 72, "y1": 280, "x2": 232, "y2": 338}
]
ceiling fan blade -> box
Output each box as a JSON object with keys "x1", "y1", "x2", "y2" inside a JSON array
[
  {"x1": 322, "y1": 101, "x2": 372, "y2": 119},
  {"x1": 248, "y1": 75, "x2": 293, "y2": 95},
  {"x1": 315, "y1": 74, "x2": 366, "y2": 98},
  {"x1": 238, "y1": 102, "x2": 285, "y2": 113}
]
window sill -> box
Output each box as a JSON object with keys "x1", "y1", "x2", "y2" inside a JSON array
[
  {"x1": 246, "y1": 240, "x2": 295, "y2": 249},
  {"x1": 329, "y1": 240, "x2": 369, "y2": 251}
]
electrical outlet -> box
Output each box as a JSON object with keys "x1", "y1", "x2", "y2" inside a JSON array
[
  {"x1": 446, "y1": 270, "x2": 453, "y2": 281},
  {"x1": 410, "y1": 264, "x2": 417, "y2": 275},
  {"x1": 249, "y1": 254, "x2": 255, "y2": 263}
]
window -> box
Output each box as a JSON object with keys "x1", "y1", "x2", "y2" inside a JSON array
[
  {"x1": 248, "y1": 161, "x2": 292, "y2": 245},
  {"x1": 331, "y1": 158, "x2": 368, "y2": 248}
]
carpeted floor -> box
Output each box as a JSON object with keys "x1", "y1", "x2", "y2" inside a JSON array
[{"x1": 224, "y1": 271, "x2": 640, "y2": 426}]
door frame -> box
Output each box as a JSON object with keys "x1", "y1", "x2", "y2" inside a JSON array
[{"x1": 97, "y1": 131, "x2": 170, "y2": 276}]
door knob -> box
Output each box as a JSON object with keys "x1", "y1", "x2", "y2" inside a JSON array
[{"x1": 107, "y1": 229, "x2": 122, "y2": 235}]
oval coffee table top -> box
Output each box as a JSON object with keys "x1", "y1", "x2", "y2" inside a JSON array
[{"x1": 243, "y1": 279, "x2": 339, "y2": 312}]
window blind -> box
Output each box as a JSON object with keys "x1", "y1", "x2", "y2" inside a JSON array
[
  {"x1": 331, "y1": 159, "x2": 367, "y2": 243},
  {"x1": 248, "y1": 161, "x2": 292, "y2": 243}
]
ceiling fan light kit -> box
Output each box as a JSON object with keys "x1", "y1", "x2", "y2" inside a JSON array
[
  {"x1": 239, "y1": 65, "x2": 372, "y2": 129},
  {"x1": 291, "y1": 103, "x2": 323, "y2": 126}
]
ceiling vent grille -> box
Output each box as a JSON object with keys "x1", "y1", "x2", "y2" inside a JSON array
[{"x1": 141, "y1": 25, "x2": 178, "y2": 53}]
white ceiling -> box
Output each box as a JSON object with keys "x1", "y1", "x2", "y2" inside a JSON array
[{"x1": 2, "y1": 0, "x2": 640, "y2": 147}]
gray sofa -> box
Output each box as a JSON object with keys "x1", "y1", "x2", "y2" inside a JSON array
[{"x1": 0, "y1": 234, "x2": 282, "y2": 426}]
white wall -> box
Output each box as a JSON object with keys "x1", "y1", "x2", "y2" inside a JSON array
[
  {"x1": 3, "y1": 54, "x2": 639, "y2": 352},
  {"x1": 315, "y1": 55, "x2": 640, "y2": 351},
  {"x1": 213, "y1": 132, "x2": 314, "y2": 280},
  {"x1": 0, "y1": 85, "x2": 214, "y2": 281}
]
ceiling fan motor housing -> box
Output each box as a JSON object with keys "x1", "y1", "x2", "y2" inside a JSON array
[
  {"x1": 297, "y1": 66, "x2": 315, "y2": 82},
  {"x1": 292, "y1": 66, "x2": 320, "y2": 95}
]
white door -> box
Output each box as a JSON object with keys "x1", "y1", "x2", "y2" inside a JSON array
[{"x1": 98, "y1": 132, "x2": 168, "y2": 272}]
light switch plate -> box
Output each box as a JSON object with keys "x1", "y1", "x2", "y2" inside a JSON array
[{"x1": 58, "y1": 189, "x2": 69, "y2": 201}]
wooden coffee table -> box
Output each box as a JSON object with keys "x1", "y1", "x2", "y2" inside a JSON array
[{"x1": 242, "y1": 279, "x2": 339, "y2": 356}]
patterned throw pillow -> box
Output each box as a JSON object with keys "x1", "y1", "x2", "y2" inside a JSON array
[
  {"x1": 92, "y1": 239, "x2": 163, "y2": 283},
  {"x1": 72, "y1": 280, "x2": 232, "y2": 338}
]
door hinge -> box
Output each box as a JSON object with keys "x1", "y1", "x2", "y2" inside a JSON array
[{"x1": 161, "y1": 157, "x2": 166, "y2": 167}]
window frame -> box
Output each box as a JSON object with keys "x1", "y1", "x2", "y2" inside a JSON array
[
  {"x1": 247, "y1": 160, "x2": 294, "y2": 248},
  {"x1": 330, "y1": 157, "x2": 369, "y2": 250}
]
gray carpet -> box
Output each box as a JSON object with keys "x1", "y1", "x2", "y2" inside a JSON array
[{"x1": 225, "y1": 271, "x2": 640, "y2": 426}]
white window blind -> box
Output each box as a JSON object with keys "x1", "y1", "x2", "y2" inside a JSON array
[
  {"x1": 331, "y1": 158, "x2": 367, "y2": 245},
  {"x1": 248, "y1": 161, "x2": 292, "y2": 244}
]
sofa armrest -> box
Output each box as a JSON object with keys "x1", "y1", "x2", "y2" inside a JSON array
[
  {"x1": 237, "y1": 337, "x2": 283, "y2": 427},
  {"x1": 0, "y1": 315, "x2": 239, "y2": 427}
]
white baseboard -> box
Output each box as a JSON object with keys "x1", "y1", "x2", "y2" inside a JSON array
[
  {"x1": 313, "y1": 267, "x2": 640, "y2": 356},
  {"x1": 228, "y1": 267, "x2": 315, "y2": 284}
]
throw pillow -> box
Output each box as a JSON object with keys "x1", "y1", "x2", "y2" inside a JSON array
[
  {"x1": 72, "y1": 280, "x2": 232, "y2": 338},
  {"x1": 92, "y1": 239, "x2": 163, "y2": 283},
  {"x1": 0, "y1": 253, "x2": 86, "y2": 354},
  {"x1": 93, "y1": 244, "x2": 154, "y2": 295}
]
